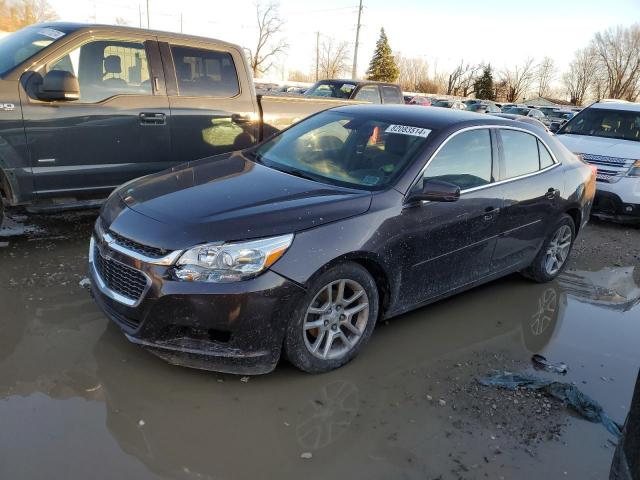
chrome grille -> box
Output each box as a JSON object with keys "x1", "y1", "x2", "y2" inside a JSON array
[
  {"x1": 93, "y1": 244, "x2": 148, "y2": 302},
  {"x1": 579, "y1": 153, "x2": 634, "y2": 183}
]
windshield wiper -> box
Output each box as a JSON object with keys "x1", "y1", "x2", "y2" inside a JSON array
[{"x1": 276, "y1": 166, "x2": 322, "y2": 183}]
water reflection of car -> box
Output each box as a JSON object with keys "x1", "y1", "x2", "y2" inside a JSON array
[
  {"x1": 558, "y1": 266, "x2": 640, "y2": 312},
  {"x1": 431, "y1": 99, "x2": 466, "y2": 109}
]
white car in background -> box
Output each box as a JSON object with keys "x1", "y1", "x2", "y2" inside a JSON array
[{"x1": 555, "y1": 101, "x2": 640, "y2": 224}]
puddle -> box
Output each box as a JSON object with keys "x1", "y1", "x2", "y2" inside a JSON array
[{"x1": 0, "y1": 218, "x2": 638, "y2": 479}]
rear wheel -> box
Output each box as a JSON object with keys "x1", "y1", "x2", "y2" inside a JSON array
[
  {"x1": 522, "y1": 214, "x2": 575, "y2": 283},
  {"x1": 285, "y1": 262, "x2": 379, "y2": 373}
]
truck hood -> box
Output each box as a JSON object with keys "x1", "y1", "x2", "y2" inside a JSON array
[
  {"x1": 104, "y1": 152, "x2": 372, "y2": 250},
  {"x1": 556, "y1": 134, "x2": 640, "y2": 159}
]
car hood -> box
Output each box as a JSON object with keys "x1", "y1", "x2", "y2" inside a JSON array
[
  {"x1": 556, "y1": 134, "x2": 640, "y2": 159},
  {"x1": 103, "y1": 153, "x2": 372, "y2": 250}
]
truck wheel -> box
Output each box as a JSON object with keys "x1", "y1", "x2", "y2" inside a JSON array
[
  {"x1": 521, "y1": 214, "x2": 575, "y2": 283},
  {"x1": 284, "y1": 262, "x2": 379, "y2": 373}
]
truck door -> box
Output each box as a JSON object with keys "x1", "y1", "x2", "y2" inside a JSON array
[
  {"x1": 158, "y1": 40, "x2": 259, "y2": 163},
  {"x1": 21, "y1": 33, "x2": 171, "y2": 198}
]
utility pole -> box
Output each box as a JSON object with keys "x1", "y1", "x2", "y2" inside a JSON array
[
  {"x1": 138, "y1": 4, "x2": 142, "y2": 28},
  {"x1": 351, "y1": 0, "x2": 363, "y2": 79},
  {"x1": 146, "y1": 0, "x2": 150, "y2": 29},
  {"x1": 315, "y1": 31, "x2": 320, "y2": 81},
  {"x1": 180, "y1": 13, "x2": 183, "y2": 33}
]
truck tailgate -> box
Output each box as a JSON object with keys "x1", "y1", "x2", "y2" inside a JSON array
[{"x1": 258, "y1": 94, "x2": 364, "y2": 139}]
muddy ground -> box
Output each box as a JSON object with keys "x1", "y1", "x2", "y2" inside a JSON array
[{"x1": 0, "y1": 209, "x2": 638, "y2": 480}]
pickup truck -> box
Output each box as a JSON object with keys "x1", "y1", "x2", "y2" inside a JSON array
[{"x1": 0, "y1": 23, "x2": 361, "y2": 222}]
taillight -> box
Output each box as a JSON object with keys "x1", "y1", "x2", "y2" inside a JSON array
[{"x1": 627, "y1": 160, "x2": 640, "y2": 178}]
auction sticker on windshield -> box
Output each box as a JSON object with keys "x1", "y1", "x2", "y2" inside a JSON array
[
  {"x1": 385, "y1": 125, "x2": 431, "y2": 138},
  {"x1": 38, "y1": 28, "x2": 66, "y2": 40}
]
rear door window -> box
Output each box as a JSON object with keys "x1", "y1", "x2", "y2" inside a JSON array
[
  {"x1": 499, "y1": 129, "x2": 540, "y2": 179},
  {"x1": 538, "y1": 140, "x2": 555, "y2": 168},
  {"x1": 170, "y1": 45, "x2": 239, "y2": 97},
  {"x1": 381, "y1": 85, "x2": 402, "y2": 104},
  {"x1": 354, "y1": 85, "x2": 381, "y2": 103}
]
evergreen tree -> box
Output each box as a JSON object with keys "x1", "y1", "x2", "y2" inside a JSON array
[
  {"x1": 366, "y1": 28, "x2": 399, "y2": 82},
  {"x1": 474, "y1": 65, "x2": 496, "y2": 100}
]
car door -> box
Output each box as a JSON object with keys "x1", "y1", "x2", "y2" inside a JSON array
[
  {"x1": 21, "y1": 33, "x2": 171, "y2": 197},
  {"x1": 396, "y1": 128, "x2": 504, "y2": 306},
  {"x1": 158, "y1": 40, "x2": 259, "y2": 163},
  {"x1": 491, "y1": 127, "x2": 561, "y2": 272}
]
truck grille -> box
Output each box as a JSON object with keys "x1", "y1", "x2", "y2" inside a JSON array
[
  {"x1": 94, "y1": 244, "x2": 148, "y2": 303},
  {"x1": 580, "y1": 153, "x2": 635, "y2": 183}
]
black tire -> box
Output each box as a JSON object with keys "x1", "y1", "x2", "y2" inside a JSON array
[
  {"x1": 521, "y1": 214, "x2": 575, "y2": 283},
  {"x1": 284, "y1": 262, "x2": 379, "y2": 373}
]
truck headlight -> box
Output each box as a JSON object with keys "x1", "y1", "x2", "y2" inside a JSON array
[{"x1": 174, "y1": 234, "x2": 294, "y2": 283}]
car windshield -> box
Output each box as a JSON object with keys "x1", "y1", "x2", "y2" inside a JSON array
[
  {"x1": 504, "y1": 107, "x2": 530, "y2": 115},
  {"x1": 0, "y1": 26, "x2": 69, "y2": 76},
  {"x1": 251, "y1": 111, "x2": 431, "y2": 190},
  {"x1": 432, "y1": 100, "x2": 450, "y2": 107},
  {"x1": 560, "y1": 108, "x2": 640, "y2": 142},
  {"x1": 304, "y1": 81, "x2": 356, "y2": 99}
]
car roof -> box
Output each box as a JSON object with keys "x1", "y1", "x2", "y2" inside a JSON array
[
  {"x1": 591, "y1": 101, "x2": 640, "y2": 112},
  {"x1": 315, "y1": 79, "x2": 398, "y2": 87},
  {"x1": 331, "y1": 104, "x2": 528, "y2": 131}
]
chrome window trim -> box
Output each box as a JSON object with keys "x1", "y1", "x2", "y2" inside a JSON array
[
  {"x1": 89, "y1": 236, "x2": 151, "y2": 308},
  {"x1": 405, "y1": 124, "x2": 561, "y2": 200},
  {"x1": 95, "y1": 219, "x2": 183, "y2": 266}
]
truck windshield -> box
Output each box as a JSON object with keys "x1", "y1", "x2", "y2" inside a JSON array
[
  {"x1": 251, "y1": 110, "x2": 431, "y2": 190},
  {"x1": 0, "y1": 26, "x2": 69, "y2": 77},
  {"x1": 559, "y1": 108, "x2": 640, "y2": 142},
  {"x1": 305, "y1": 81, "x2": 356, "y2": 99}
]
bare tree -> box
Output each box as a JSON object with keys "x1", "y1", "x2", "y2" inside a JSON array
[
  {"x1": 246, "y1": 2, "x2": 287, "y2": 77},
  {"x1": 562, "y1": 47, "x2": 598, "y2": 105},
  {"x1": 446, "y1": 61, "x2": 479, "y2": 96},
  {"x1": 317, "y1": 37, "x2": 350, "y2": 79},
  {"x1": 592, "y1": 23, "x2": 640, "y2": 100},
  {"x1": 500, "y1": 57, "x2": 536, "y2": 102},
  {"x1": 288, "y1": 70, "x2": 313, "y2": 82},
  {"x1": 396, "y1": 53, "x2": 429, "y2": 91},
  {"x1": 0, "y1": 0, "x2": 57, "y2": 31},
  {"x1": 536, "y1": 56, "x2": 556, "y2": 97}
]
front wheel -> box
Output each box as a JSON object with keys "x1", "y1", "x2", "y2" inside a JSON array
[
  {"x1": 284, "y1": 262, "x2": 379, "y2": 373},
  {"x1": 522, "y1": 214, "x2": 575, "y2": 283}
]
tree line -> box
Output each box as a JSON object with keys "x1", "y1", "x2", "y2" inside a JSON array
[{"x1": 0, "y1": 0, "x2": 57, "y2": 32}]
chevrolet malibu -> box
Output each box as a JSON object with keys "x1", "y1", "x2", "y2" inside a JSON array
[{"x1": 90, "y1": 105, "x2": 595, "y2": 374}]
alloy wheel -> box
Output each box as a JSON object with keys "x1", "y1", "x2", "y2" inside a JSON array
[
  {"x1": 303, "y1": 279, "x2": 370, "y2": 360},
  {"x1": 544, "y1": 225, "x2": 572, "y2": 276}
]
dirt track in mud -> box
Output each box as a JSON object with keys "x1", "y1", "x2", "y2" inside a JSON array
[{"x1": 0, "y1": 209, "x2": 638, "y2": 480}]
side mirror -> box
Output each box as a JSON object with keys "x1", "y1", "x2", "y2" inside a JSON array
[
  {"x1": 38, "y1": 70, "x2": 80, "y2": 101},
  {"x1": 408, "y1": 179, "x2": 461, "y2": 203},
  {"x1": 549, "y1": 121, "x2": 561, "y2": 133}
]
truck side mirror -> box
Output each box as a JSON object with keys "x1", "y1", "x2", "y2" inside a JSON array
[{"x1": 38, "y1": 71, "x2": 80, "y2": 101}]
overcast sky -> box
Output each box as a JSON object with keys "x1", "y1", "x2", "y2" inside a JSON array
[{"x1": 49, "y1": 0, "x2": 640, "y2": 79}]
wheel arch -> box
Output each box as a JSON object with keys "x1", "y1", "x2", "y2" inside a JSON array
[
  {"x1": 564, "y1": 206, "x2": 582, "y2": 234},
  {"x1": 304, "y1": 252, "x2": 393, "y2": 321}
]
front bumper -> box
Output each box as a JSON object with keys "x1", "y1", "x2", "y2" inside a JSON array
[
  {"x1": 591, "y1": 191, "x2": 640, "y2": 224},
  {"x1": 89, "y1": 234, "x2": 306, "y2": 375}
]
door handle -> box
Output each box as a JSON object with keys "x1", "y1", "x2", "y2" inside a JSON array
[
  {"x1": 545, "y1": 188, "x2": 557, "y2": 200},
  {"x1": 483, "y1": 206, "x2": 500, "y2": 221},
  {"x1": 139, "y1": 112, "x2": 166, "y2": 125}
]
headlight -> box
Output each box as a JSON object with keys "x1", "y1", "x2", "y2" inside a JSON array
[
  {"x1": 174, "y1": 234, "x2": 294, "y2": 283},
  {"x1": 627, "y1": 160, "x2": 640, "y2": 178}
]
